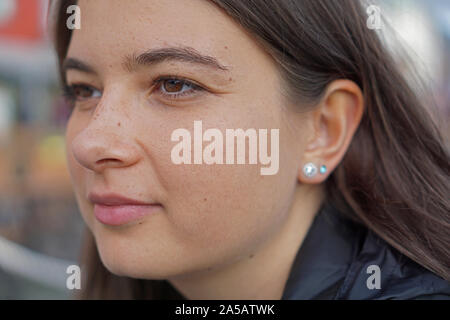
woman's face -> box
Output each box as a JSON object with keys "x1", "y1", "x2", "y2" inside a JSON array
[{"x1": 65, "y1": 0, "x2": 312, "y2": 279}]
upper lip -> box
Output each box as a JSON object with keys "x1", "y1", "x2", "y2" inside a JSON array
[{"x1": 88, "y1": 192, "x2": 157, "y2": 206}]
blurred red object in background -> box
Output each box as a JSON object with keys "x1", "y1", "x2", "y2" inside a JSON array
[{"x1": 0, "y1": 0, "x2": 43, "y2": 42}]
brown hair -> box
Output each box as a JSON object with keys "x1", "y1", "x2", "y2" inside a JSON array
[{"x1": 52, "y1": 0, "x2": 450, "y2": 299}]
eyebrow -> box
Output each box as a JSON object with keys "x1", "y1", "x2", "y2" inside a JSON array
[
  {"x1": 62, "y1": 46, "x2": 230, "y2": 81},
  {"x1": 124, "y1": 46, "x2": 230, "y2": 72},
  {"x1": 62, "y1": 58, "x2": 97, "y2": 81}
]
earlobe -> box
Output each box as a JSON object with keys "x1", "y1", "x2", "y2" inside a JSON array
[{"x1": 298, "y1": 80, "x2": 364, "y2": 184}]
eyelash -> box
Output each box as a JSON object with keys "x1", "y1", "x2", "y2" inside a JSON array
[
  {"x1": 62, "y1": 76, "x2": 205, "y2": 106},
  {"x1": 62, "y1": 84, "x2": 100, "y2": 105}
]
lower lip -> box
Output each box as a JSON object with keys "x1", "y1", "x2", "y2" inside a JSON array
[{"x1": 94, "y1": 204, "x2": 161, "y2": 226}]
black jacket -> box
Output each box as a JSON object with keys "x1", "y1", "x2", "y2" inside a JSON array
[{"x1": 281, "y1": 202, "x2": 450, "y2": 300}]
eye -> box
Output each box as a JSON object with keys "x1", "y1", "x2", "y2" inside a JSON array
[
  {"x1": 63, "y1": 84, "x2": 102, "y2": 102},
  {"x1": 153, "y1": 77, "x2": 205, "y2": 99}
]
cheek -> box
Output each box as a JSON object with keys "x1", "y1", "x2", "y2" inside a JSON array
[
  {"x1": 148, "y1": 104, "x2": 298, "y2": 260},
  {"x1": 164, "y1": 165, "x2": 293, "y2": 245},
  {"x1": 150, "y1": 149, "x2": 298, "y2": 276}
]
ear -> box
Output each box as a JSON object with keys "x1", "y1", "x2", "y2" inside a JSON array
[{"x1": 298, "y1": 79, "x2": 364, "y2": 184}]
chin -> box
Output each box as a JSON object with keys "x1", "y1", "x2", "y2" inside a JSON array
[
  {"x1": 97, "y1": 249, "x2": 170, "y2": 280},
  {"x1": 94, "y1": 237, "x2": 187, "y2": 280}
]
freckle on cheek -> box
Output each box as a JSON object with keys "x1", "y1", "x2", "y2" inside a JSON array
[{"x1": 117, "y1": 122, "x2": 121, "y2": 127}]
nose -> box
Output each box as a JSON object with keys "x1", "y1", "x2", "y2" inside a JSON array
[{"x1": 71, "y1": 108, "x2": 141, "y2": 173}]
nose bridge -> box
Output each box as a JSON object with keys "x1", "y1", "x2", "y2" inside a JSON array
[{"x1": 71, "y1": 90, "x2": 140, "y2": 172}]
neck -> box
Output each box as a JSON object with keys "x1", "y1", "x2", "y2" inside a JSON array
[{"x1": 167, "y1": 185, "x2": 325, "y2": 300}]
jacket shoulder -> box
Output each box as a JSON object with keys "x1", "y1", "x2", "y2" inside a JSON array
[{"x1": 335, "y1": 229, "x2": 450, "y2": 300}]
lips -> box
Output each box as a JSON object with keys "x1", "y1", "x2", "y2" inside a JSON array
[{"x1": 88, "y1": 192, "x2": 161, "y2": 226}]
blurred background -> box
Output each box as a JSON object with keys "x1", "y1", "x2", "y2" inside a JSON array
[
  {"x1": 0, "y1": 0, "x2": 83, "y2": 299},
  {"x1": 0, "y1": 0, "x2": 448, "y2": 299}
]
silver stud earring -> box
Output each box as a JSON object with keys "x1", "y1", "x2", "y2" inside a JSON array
[{"x1": 303, "y1": 163, "x2": 318, "y2": 178}]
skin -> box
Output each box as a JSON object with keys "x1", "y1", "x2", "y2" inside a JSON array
[{"x1": 65, "y1": 0, "x2": 364, "y2": 299}]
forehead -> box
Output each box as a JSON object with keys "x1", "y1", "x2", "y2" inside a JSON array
[{"x1": 68, "y1": 0, "x2": 258, "y2": 71}]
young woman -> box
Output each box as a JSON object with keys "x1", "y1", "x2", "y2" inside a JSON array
[{"x1": 51, "y1": 0, "x2": 449, "y2": 299}]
